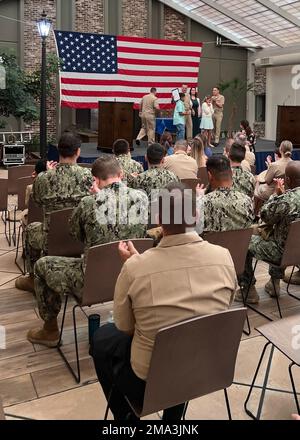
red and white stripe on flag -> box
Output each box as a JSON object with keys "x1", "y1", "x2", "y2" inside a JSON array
[{"x1": 56, "y1": 33, "x2": 203, "y2": 109}]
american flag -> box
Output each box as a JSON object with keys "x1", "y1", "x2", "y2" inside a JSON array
[{"x1": 54, "y1": 30, "x2": 202, "y2": 109}]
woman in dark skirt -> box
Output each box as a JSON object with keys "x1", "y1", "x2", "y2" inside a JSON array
[{"x1": 189, "y1": 87, "x2": 201, "y2": 138}]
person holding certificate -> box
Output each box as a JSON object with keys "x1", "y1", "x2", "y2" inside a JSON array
[{"x1": 173, "y1": 93, "x2": 189, "y2": 141}]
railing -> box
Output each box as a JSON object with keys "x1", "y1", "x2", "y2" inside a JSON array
[{"x1": 0, "y1": 131, "x2": 34, "y2": 144}]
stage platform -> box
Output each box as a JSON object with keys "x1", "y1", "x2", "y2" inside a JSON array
[{"x1": 47, "y1": 138, "x2": 300, "y2": 174}]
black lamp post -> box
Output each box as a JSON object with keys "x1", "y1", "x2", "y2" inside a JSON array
[{"x1": 37, "y1": 11, "x2": 51, "y2": 159}]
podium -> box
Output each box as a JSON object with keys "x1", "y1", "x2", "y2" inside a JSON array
[
  {"x1": 276, "y1": 106, "x2": 300, "y2": 148},
  {"x1": 98, "y1": 102, "x2": 134, "y2": 150}
]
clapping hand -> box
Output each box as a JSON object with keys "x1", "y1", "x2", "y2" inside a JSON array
[
  {"x1": 273, "y1": 178, "x2": 285, "y2": 195},
  {"x1": 196, "y1": 183, "x2": 206, "y2": 197},
  {"x1": 118, "y1": 241, "x2": 139, "y2": 262},
  {"x1": 265, "y1": 155, "x2": 272, "y2": 167},
  {"x1": 46, "y1": 160, "x2": 58, "y2": 170}
]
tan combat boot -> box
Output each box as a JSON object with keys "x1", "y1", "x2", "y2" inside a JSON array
[
  {"x1": 265, "y1": 278, "x2": 280, "y2": 297},
  {"x1": 283, "y1": 269, "x2": 300, "y2": 285},
  {"x1": 15, "y1": 275, "x2": 35, "y2": 294},
  {"x1": 27, "y1": 319, "x2": 60, "y2": 347},
  {"x1": 235, "y1": 285, "x2": 260, "y2": 304}
]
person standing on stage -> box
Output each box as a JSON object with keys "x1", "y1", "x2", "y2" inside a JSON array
[
  {"x1": 173, "y1": 93, "x2": 189, "y2": 141},
  {"x1": 136, "y1": 87, "x2": 160, "y2": 145},
  {"x1": 200, "y1": 96, "x2": 214, "y2": 147},
  {"x1": 181, "y1": 83, "x2": 193, "y2": 142},
  {"x1": 189, "y1": 87, "x2": 201, "y2": 138},
  {"x1": 211, "y1": 86, "x2": 225, "y2": 146}
]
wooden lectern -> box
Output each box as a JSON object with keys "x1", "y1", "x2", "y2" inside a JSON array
[
  {"x1": 98, "y1": 102, "x2": 134, "y2": 150},
  {"x1": 276, "y1": 106, "x2": 300, "y2": 148}
]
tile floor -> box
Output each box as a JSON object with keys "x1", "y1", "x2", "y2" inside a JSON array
[{"x1": 0, "y1": 167, "x2": 300, "y2": 420}]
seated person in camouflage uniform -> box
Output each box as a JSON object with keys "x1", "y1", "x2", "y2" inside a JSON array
[
  {"x1": 127, "y1": 143, "x2": 179, "y2": 199},
  {"x1": 113, "y1": 138, "x2": 144, "y2": 177},
  {"x1": 237, "y1": 161, "x2": 300, "y2": 303},
  {"x1": 27, "y1": 155, "x2": 148, "y2": 347},
  {"x1": 15, "y1": 132, "x2": 93, "y2": 294},
  {"x1": 228, "y1": 143, "x2": 255, "y2": 199},
  {"x1": 203, "y1": 156, "x2": 254, "y2": 232}
]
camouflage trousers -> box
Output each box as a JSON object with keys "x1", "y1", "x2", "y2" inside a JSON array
[
  {"x1": 25, "y1": 222, "x2": 46, "y2": 275},
  {"x1": 240, "y1": 235, "x2": 283, "y2": 287},
  {"x1": 34, "y1": 256, "x2": 84, "y2": 322}
]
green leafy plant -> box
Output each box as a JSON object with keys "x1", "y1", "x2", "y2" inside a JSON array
[
  {"x1": 218, "y1": 78, "x2": 254, "y2": 138},
  {"x1": 0, "y1": 52, "x2": 62, "y2": 128}
]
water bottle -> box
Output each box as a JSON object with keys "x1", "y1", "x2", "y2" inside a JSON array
[{"x1": 88, "y1": 314, "x2": 100, "y2": 344}]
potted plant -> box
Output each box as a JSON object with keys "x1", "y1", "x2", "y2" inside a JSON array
[{"x1": 218, "y1": 78, "x2": 254, "y2": 138}]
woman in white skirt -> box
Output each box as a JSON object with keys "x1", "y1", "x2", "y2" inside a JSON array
[{"x1": 200, "y1": 96, "x2": 214, "y2": 147}]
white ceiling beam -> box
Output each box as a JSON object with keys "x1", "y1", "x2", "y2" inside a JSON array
[
  {"x1": 158, "y1": 0, "x2": 254, "y2": 48},
  {"x1": 200, "y1": 0, "x2": 286, "y2": 47},
  {"x1": 256, "y1": 0, "x2": 300, "y2": 27}
]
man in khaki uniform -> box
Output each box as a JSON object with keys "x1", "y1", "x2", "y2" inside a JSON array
[
  {"x1": 181, "y1": 83, "x2": 193, "y2": 142},
  {"x1": 163, "y1": 139, "x2": 198, "y2": 179},
  {"x1": 136, "y1": 87, "x2": 160, "y2": 144},
  {"x1": 91, "y1": 182, "x2": 237, "y2": 420},
  {"x1": 212, "y1": 86, "x2": 225, "y2": 145}
]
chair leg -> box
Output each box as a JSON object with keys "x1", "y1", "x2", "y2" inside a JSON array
[
  {"x1": 57, "y1": 297, "x2": 81, "y2": 383},
  {"x1": 239, "y1": 287, "x2": 252, "y2": 336},
  {"x1": 104, "y1": 386, "x2": 114, "y2": 420},
  {"x1": 181, "y1": 401, "x2": 189, "y2": 420},
  {"x1": 286, "y1": 266, "x2": 300, "y2": 302},
  {"x1": 241, "y1": 260, "x2": 259, "y2": 336},
  {"x1": 224, "y1": 388, "x2": 232, "y2": 420},
  {"x1": 12, "y1": 208, "x2": 17, "y2": 246},
  {"x1": 271, "y1": 278, "x2": 282, "y2": 319},
  {"x1": 244, "y1": 342, "x2": 273, "y2": 420},
  {"x1": 14, "y1": 224, "x2": 25, "y2": 274},
  {"x1": 57, "y1": 302, "x2": 81, "y2": 383},
  {"x1": 4, "y1": 211, "x2": 11, "y2": 246},
  {"x1": 289, "y1": 362, "x2": 300, "y2": 415}
]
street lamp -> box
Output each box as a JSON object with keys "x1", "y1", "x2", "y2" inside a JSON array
[{"x1": 37, "y1": 11, "x2": 51, "y2": 159}]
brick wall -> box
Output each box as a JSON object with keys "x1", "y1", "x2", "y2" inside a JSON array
[
  {"x1": 163, "y1": 6, "x2": 187, "y2": 41},
  {"x1": 122, "y1": 0, "x2": 148, "y2": 37},
  {"x1": 75, "y1": 0, "x2": 104, "y2": 33},
  {"x1": 254, "y1": 67, "x2": 266, "y2": 137},
  {"x1": 23, "y1": 0, "x2": 57, "y2": 139}
]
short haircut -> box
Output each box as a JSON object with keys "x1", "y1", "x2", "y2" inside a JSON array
[
  {"x1": 229, "y1": 142, "x2": 246, "y2": 163},
  {"x1": 147, "y1": 143, "x2": 166, "y2": 165},
  {"x1": 35, "y1": 159, "x2": 47, "y2": 174},
  {"x1": 92, "y1": 154, "x2": 121, "y2": 180},
  {"x1": 206, "y1": 156, "x2": 232, "y2": 180},
  {"x1": 179, "y1": 92, "x2": 185, "y2": 99},
  {"x1": 213, "y1": 86, "x2": 220, "y2": 91},
  {"x1": 58, "y1": 131, "x2": 81, "y2": 158},
  {"x1": 175, "y1": 139, "x2": 188, "y2": 151},
  {"x1": 113, "y1": 138, "x2": 129, "y2": 156},
  {"x1": 150, "y1": 87, "x2": 157, "y2": 93},
  {"x1": 234, "y1": 132, "x2": 247, "y2": 147},
  {"x1": 157, "y1": 181, "x2": 196, "y2": 234}
]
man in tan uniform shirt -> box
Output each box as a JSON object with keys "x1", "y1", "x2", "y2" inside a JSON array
[
  {"x1": 182, "y1": 83, "x2": 193, "y2": 143},
  {"x1": 163, "y1": 139, "x2": 198, "y2": 179},
  {"x1": 212, "y1": 86, "x2": 225, "y2": 145},
  {"x1": 91, "y1": 182, "x2": 237, "y2": 420},
  {"x1": 136, "y1": 87, "x2": 160, "y2": 144}
]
